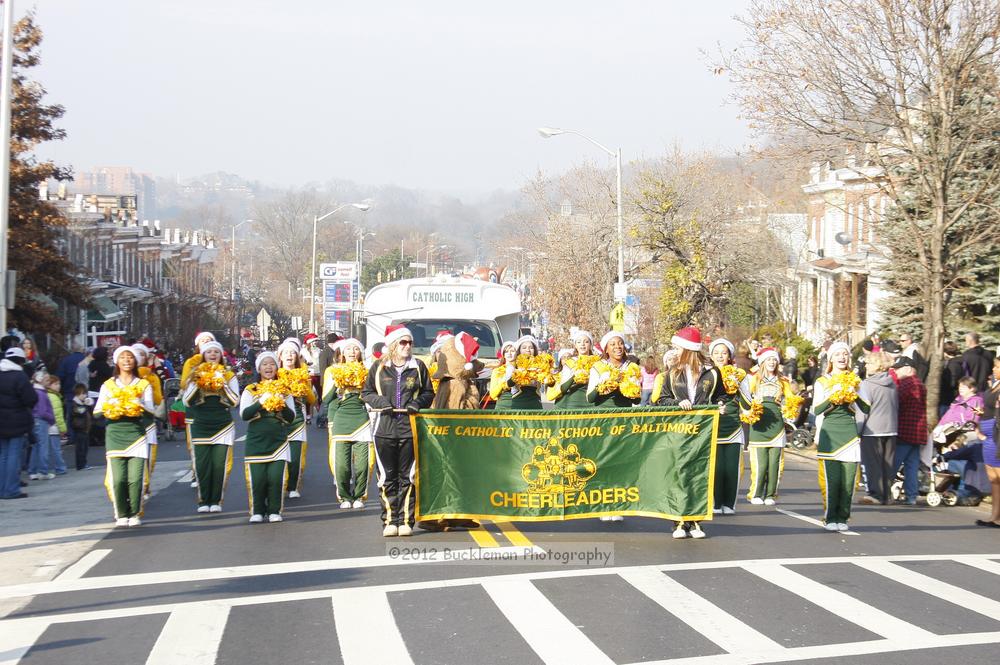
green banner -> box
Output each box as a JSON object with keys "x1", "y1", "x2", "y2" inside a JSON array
[{"x1": 413, "y1": 407, "x2": 719, "y2": 522}]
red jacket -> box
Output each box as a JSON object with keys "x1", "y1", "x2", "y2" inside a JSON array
[{"x1": 896, "y1": 375, "x2": 927, "y2": 445}]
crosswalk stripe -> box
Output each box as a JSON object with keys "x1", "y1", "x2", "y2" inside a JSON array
[
  {"x1": 332, "y1": 589, "x2": 413, "y2": 665},
  {"x1": 959, "y1": 556, "x2": 1000, "y2": 577},
  {"x1": 495, "y1": 520, "x2": 534, "y2": 547},
  {"x1": 741, "y1": 562, "x2": 933, "y2": 640},
  {"x1": 854, "y1": 559, "x2": 1000, "y2": 621},
  {"x1": 145, "y1": 603, "x2": 229, "y2": 665},
  {"x1": 619, "y1": 567, "x2": 782, "y2": 657},
  {"x1": 469, "y1": 525, "x2": 500, "y2": 547},
  {"x1": 55, "y1": 549, "x2": 111, "y2": 582},
  {"x1": 0, "y1": 619, "x2": 46, "y2": 665},
  {"x1": 482, "y1": 578, "x2": 614, "y2": 665}
]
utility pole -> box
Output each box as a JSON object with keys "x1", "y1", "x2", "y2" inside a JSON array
[{"x1": 0, "y1": 1, "x2": 15, "y2": 334}]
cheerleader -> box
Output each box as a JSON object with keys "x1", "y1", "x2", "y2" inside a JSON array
[
  {"x1": 738, "y1": 347, "x2": 801, "y2": 506},
  {"x1": 549, "y1": 330, "x2": 600, "y2": 410},
  {"x1": 586, "y1": 331, "x2": 641, "y2": 408},
  {"x1": 498, "y1": 336, "x2": 554, "y2": 410},
  {"x1": 182, "y1": 340, "x2": 239, "y2": 513},
  {"x1": 706, "y1": 338, "x2": 746, "y2": 515},
  {"x1": 180, "y1": 331, "x2": 218, "y2": 487},
  {"x1": 811, "y1": 341, "x2": 870, "y2": 531},
  {"x1": 131, "y1": 343, "x2": 162, "y2": 500},
  {"x1": 240, "y1": 352, "x2": 295, "y2": 523},
  {"x1": 94, "y1": 346, "x2": 155, "y2": 527},
  {"x1": 488, "y1": 341, "x2": 517, "y2": 409},
  {"x1": 277, "y1": 338, "x2": 317, "y2": 498},
  {"x1": 653, "y1": 326, "x2": 722, "y2": 538},
  {"x1": 322, "y1": 338, "x2": 373, "y2": 509}
]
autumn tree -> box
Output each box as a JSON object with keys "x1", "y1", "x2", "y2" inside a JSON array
[
  {"x1": 6, "y1": 13, "x2": 89, "y2": 333},
  {"x1": 721, "y1": 0, "x2": 1000, "y2": 419}
]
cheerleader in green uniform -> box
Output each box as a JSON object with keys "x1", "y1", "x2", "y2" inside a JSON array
[
  {"x1": 322, "y1": 338, "x2": 373, "y2": 510},
  {"x1": 180, "y1": 331, "x2": 219, "y2": 488},
  {"x1": 706, "y1": 338, "x2": 746, "y2": 515},
  {"x1": 131, "y1": 343, "x2": 162, "y2": 501},
  {"x1": 549, "y1": 330, "x2": 600, "y2": 410},
  {"x1": 489, "y1": 341, "x2": 517, "y2": 409},
  {"x1": 738, "y1": 347, "x2": 800, "y2": 506},
  {"x1": 182, "y1": 340, "x2": 239, "y2": 514},
  {"x1": 277, "y1": 339, "x2": 317, "y2": 499},
  {"x1": 811, "y1": 341, "x2": 870, "y2": 531},
  {"x1": 94, "y1": 346, "x2": 155, "y2": 527},
  {"x1": 653, "y1": 326, "x2": 722, "y2": 538},
  {"x1": 240, "y1": 352, "x2": 295, "y2": 523},
  {"x1": 498, "y1": 336, "x2": 553, "y2": 410},
  {"x1": 586, "y1": 331, "x2": 641, "y2": 408}
]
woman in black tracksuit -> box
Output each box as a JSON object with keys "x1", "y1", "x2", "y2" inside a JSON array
[{"x1": 361, "y1": 325, "x2": 434, "y2": 538}]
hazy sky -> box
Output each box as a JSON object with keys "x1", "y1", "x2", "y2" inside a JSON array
[{"x1": 32, "y1": 0, "x2": 752, "y2": 194}]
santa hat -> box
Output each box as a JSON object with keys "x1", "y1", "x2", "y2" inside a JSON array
[
  {"x1": 141, "y1": 337, "x2": 158, "y2": 352},
  {"x1": 600, "y1": 331, "x2": 625, "y2": 351},
  {"x1": 430, "y1": 329, "x2": 454, "y2": 355},
  {"x1": 200, "y1": 340, "x2": 224, "y2": 356},
  {"x1": 255, "y1": 351, "x2": 278, "y2": 373},
  {"x1": 194, "y1": 331, "x2": 216, "y2": 347},
  {"x1": 281, "y1": 337, "x2": 302, "y2": 350},
  {"x1": 131, "y1": 343, "x2": 150, "y2": 363},
  {"x1": 384, "y1": 324, "x2": 412, "y2": 348},
  {"x1": 112, "y1": 345, "x2": 137, "y2": 365},
  {"x1": 827, "y1": 341, "x2": 851, "y2": 359},
  {"x1": 756, "y1": 347, "x2": 780, "y2": 365},
  {"x1": 514, "y1": 335, "x2": 539, "y2": 354},
  {"x1": 708, "y1": 338, "x2": 735, "y2": 358},
  {"x1": 671, "y1": 327, "x2": 703, "y2": 352},
  {"x1": 303, "y1": 333, "x2": 319, "y2": 345},
  {"x1": 339, "y1": 338, "x2": 364, "y2": 356},
  {"x1": 454, "y1": 331, "x2": 480, "y2": 371},
  {"x1": 498, "y1": 340, "x2": 516, "y2": 360},
  {"x1": 571, "y1": 330, "x2": 594, "y2": 345},
  {"x1": 277, "y1": 339, "x2": 300, "y2": 359}
]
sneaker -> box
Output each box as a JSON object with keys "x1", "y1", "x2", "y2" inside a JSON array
[
  {"x1": 190, "y1": 480, "x2": 199, "y2": 488},
  {"x1": 823, "y1": 522, "x2": 839, "y2": 531},
  {"x1": 197, "y1": 505, "x2": 210, "y2": 513},
  {"x1": 837, "y1": 523, "x2": 850, "y2": 532},
  {"x1": 750, "y1": 497, "x2": 764, "y2": 505},
  {"x1": 28, "y1": 474, "x2": 39, "y2": 481},
  {"x1": 143, "y1": 493, "x2": 151, "y2": 501},
  {"x1": 352, "y1": 499, "x2": 365, "y2": 509},
  {"x1": 288, "y1": 490, "x2": 301, "y2": 499},
  {"x1": 383, "y1": 524, "x2": 398, "y2": 537},
  {"x1": 249, "y1": 514, "x2": 264, "y2": 523},
  {"x1": 672, "y1": 524, "x2": 689, "y2": 539},
  {"x1": 599, "y1": 516, "x2": 613, "y2": 522},
  {"x1": 45, "y1": 473, "x2": 56, "y2": 480},
  {"x1": 689, "y1": 523, "x2": 706, "y2": 539},
  {"x1": 713, "y1": 507, "x2": 722, "y2": 514},
  {"x1": 209, "y1": 505, "x2": 222, "y2": 513},
  {"x1": 611, "y1": 515, "x2": 624, "y2": 522},
  {"x1": 859, "y1": 495, "x2": 880, "y2": 505},
  {"x1": 115, "y1": 517, "x2": 129, "y2": 527},
  {"x1": 340, "y1": 500, "x2": 352, "y2": 509},
  {"x1": 722, "y1": 506, "x2": 736, "y2": 515},
  {"x1": 397, "y1": 524, "x2": 413, "y2": 536},
  {"x1": 268, "y1": 514, "x2": 283, "y2": 523},
  {"x1": 764, "y1": 498, "x2": 776, "y2": 506},
  {"x1": 127, "y1": 516, "x2": 141, "y2": 527}
]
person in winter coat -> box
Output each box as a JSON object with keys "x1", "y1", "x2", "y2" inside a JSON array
[
  {"x1": 781, "y1": 346, "x2": 799, "y2": 382},
  {"x1": 44, "y1": 375, "x2": 68, "y2": 476},
  {"x1": 28, "y1": 370, "x2": 57, "y2": 480},
  {"x1": 859, "y1": 352, "x2": 898, "y2": 505},
  {"x1": 0, "y1": 348, "x2": 38, "y2": 499},
  {"x1": 69, "y1": 383, "x2": 94, "y2": 471},
  {"x1": 962, "y1": 332, "x2": 995, "y2": 394}
]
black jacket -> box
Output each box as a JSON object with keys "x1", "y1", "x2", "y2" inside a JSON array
[
  {"x1": 362, "y1": 357, "x2": 434, "y2": 440},
  {"x1": 655, "y1": 365, "x2": 725, "y2": 406},
  {"x1": 317, "y1": 345, "x2": 337, "y2": 381},
  {"x1": 0, "y1": 359, "x2": 39, "y2": 438},
  {"x1": 962, "y1": 346, "x2": 995, "y2": 394}
]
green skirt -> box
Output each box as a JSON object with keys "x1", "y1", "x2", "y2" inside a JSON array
[{"x1": 748, "y1": 398, "x2": 785, "y2": 447}]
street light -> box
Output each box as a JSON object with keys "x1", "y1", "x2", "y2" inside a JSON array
[
  {"x1": 427, "y1": 244, "x2": 448, "y2": 277},
  {"x1": 344, "y1": 221, "x2": 375, "y2": 308},
  {"x1": 538, "y1": 126, "x2": 625, "y2": 300},
  {"x1": 309, "y1": 201, "x2": 372, "y2": 333}
]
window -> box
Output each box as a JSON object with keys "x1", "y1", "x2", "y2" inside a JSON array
[{"x1": 395, "y1": 319, "x2": 500, "y2": 359}]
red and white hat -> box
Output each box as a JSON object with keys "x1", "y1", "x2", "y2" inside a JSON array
[
  {"x1": 194, "y1": 331, "x2": 216, "y2": 348},
  {"x1": 671, "y1": 326, "x2": 703, "y2": 352},
  {"x1": 430, "y1": 329, "x2": 454, "y2": 355},
  {"x1": 303, "y1": 333, "x2": 319, "y2": 345},
  {"x1": 384, "y1": 324, "x2": 413, "y2": 348},
  {"x1": 454, "y1": 331, "x2": 480, "y2": 370},
  {"x1": 756, "y1": 347, "x2": 780, "y2": 365}
]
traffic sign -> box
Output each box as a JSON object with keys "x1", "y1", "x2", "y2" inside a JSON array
[{"x1": 319, "y1": 262, "x2": 358, "y2": 281}]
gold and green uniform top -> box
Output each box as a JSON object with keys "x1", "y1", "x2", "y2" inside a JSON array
[
  {"x1": 93, "y1": 377, "x2": 154, "y2": 457},
  {"x1": 738, "y1": 373, "x2": 798, "y2": 446},
  {"x1": 812, "y1": 371, "x2": 871, "y2": 461},
  {"x1": 183, "y1": 367, "x2": 239, "y2": 445},
  {"x1": 239, "y1": 384, "x2": 295, "y2": 457},
  {"x1": 586, "y1": 359, "x2": 641, "y2": 408},
  {"x1": 322, "y1": 364, "x2": 371, "y2": 438},
  {"x1": 548, "y1": 354, "x2": 600, "y2": 410}
]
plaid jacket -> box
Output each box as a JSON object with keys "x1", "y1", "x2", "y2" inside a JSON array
[{"x1": 896, "y1": 375, "x2": 927, "y2": 445}]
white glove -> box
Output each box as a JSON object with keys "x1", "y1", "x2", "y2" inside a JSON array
[
  {"x1": 598, "y1": 372, "x2": 611, "y2": 384},
  {"x1": 504, "y1": 365, "x2": 514, "y2": 380},
  {"x1": 718, "y1": 403, "x2": 727, "y2": 416},
  {"x1": 679, "y1": 399, "x2": 693, "y2": 410}
]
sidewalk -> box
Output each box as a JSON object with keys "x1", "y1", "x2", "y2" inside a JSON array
[{"x1": 0, "y1": 459, "x2": 189, "y2": 617}]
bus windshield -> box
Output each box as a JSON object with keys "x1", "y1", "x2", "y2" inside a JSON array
[{"x1": 395, "y1": 319, "x2": 500, "y2": 359}]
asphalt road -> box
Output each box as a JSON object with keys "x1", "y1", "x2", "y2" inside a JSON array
[{"x1": 1, "y1": 414, "x2": 999, "y2": 665}]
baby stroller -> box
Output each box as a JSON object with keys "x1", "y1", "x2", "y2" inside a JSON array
[
  {"x1": 890, "y1": 421, "x2": 972, "y2": 507},
  {"x1": 163, "y1": 378, "x2": 184, "y2": 441}
]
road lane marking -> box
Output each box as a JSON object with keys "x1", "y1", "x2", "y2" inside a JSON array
[
  {"x1": 741, "y1": 562, "x2": 933, "y2": 640},
  {"x1": 775, "y1": 507, "x2": 858, "y2": 535},
  {"x1": 54, "y1": 549, "x2": 111, "y2": 582},
  {"x1": 332, "y1": 589, "x2": 413, "y2": 665},
  {"x1": 959, "y1": 556, "x2": 1000, "y2": 577},
  {"x1": 495, "y1": 520, "x2": 534, "y2": 548},
  {"x1": 469, "y1": 525, "x2": 500, "y2": 548},
  {"x1": 854, "y1": 559, "x2": 1000, "y2": 620},
  {"x1": 620, "y1": 567, "x2": 782, "y2": 657},
  {"x1": 145, "y1": 603, "x2": 229, "y2": 665},
  {"x1": 0, "y1": 619, "x2": 46, "y2": 665},
  {"x1": 482, "y1": 578, "x2": 614, "y2": 665}
]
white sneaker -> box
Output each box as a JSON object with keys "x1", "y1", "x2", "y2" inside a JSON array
[
  {"x1": 837, "y1": 523, "x2": 850, "y2": 532},
  {"x1": 197, "y1": 505, "x2": 210, "y2": 513},
  {"x1": 383, "y1": 524, "x2": 398, "y2": 537},
  {"x1": 249, "y1": 514, "x2": 264, "y2": 523},
  {"x1": 268, "y1": 514, "x2": 283, "y2": 523},
  {"x1": 599, "y1": 516, "x2": 613, "y2": 521},
  {"x1": 143, "y1": 493, "x2": 151, "y2": 501},
  {"x1": 352, "y1": 499, "x2": 365, "y2": 509},
  {"x1": 127, "y1": 516, "x2": 141, "y2": 527},
  {"x1": 209, "y1": 505, "x2": 222, "y2": 513},
  {"x1": 28, "y1": 473, "x2": 39, "y2": 481},
  {"x1": 397, "y1": 524, "x2": 413, "y2": 536},
  {"x1": 764, "y1": 498, "x2": 776, "y2": 506},
  {"x1": 288, "y1": 490, "x2": 301, "y2": 498},
  {"x1": 45, "y1": 473, "x2": 55, "y2": 480},
  {"x1": 750, "y1": 497, "x2": 764, "y2": 505},
  {"x1": 115, "y1": 517, "x2": 129, "y2": 527},
  {"x1": 672, "y1": 524, "x2": 689, "y2": 539},
  {"x1": 824, "y1": 522, "x2": 839, "y2": 531},
  {"x1": 722, "y1": 506, "x2": 736, "y2": 515},
  {"x1": 340, "y1": 500, "x2": 352, "y2": 509},
  {"x1": 689, "y1": 523, "x2": 706, "y2": 539},
  {"x1": 611, "y1": 515, "x2": 624, "y2": 522},
  {"x1": 713, "y1": 507, "x2": 722, "y2": 514},
  {"x1": 190, "y1": 480, "x2": 199, "y2": 488}
]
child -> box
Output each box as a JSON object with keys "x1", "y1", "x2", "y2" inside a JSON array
[
  {"x1": 29, "y1": 371, "x2": 55, "y2": 480},
  {"x1": 44, "y1": 375, "x2": 68, "y2": 476},
  {"x1": 70, "y1": 383, "x2": 94, "y2": 470}
]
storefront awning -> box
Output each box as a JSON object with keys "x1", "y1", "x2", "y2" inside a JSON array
[{"x1": 87, "y1": 295, "x2": 124, "y2": 323}]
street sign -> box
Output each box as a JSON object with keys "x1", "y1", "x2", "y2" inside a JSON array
[
  {"x1": 609, "y1": 303, "x2": 625, "y2": 332},
  {"x1": 409, "y1": 262, "x2": 427, "y2": 269},
  {"x1": 613, "y1": 281, "x2": 628, "y2": 303},
  {"x1": 319, "y1": 262, "x2": 357, "y2": 281},
  {"x1": 256, "y1": 307, "x2": 272, "y2": 341}
]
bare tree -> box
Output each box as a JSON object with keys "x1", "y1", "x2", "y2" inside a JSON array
[{"x1": 721, "y1": 0, "x2": 1000, "y2": 418}]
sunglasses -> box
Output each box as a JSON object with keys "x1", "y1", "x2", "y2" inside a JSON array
[{"x1": 399, "y1": 340, "x2": 413, "y2": 346}]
